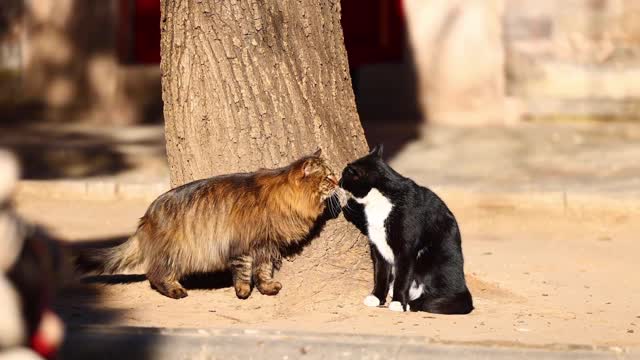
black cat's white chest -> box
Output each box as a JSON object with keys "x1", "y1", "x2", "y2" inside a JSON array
[{"x1": 354, "y1": 188, "x2": 395, "y2": 264}]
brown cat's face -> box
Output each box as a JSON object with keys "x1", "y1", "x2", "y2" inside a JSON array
[{"x1": 299, "y1": 149, "x2": 339, "y2": 201}]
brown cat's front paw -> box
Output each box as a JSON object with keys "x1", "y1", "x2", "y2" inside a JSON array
[
  {"x1": 257, "y1": 281, "x2": 282, "y2": 296},
  {"x1": 234, "y1": 283, "x2": 252, "y2": 299},
  {"x1": 168, "y1": 287, "x2": 189, "y2": 299}
]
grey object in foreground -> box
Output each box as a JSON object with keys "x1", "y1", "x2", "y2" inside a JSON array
[{"x1": 61, "y1": 326, "x2": 634, "y2": 360}]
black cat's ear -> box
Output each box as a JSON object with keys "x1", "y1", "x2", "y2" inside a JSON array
[
  {"x1": 369, "y1": 144, "x2": 384, "y2": 158},
  {"x1": 313, "y1": 148, "x2": 322, "y2": 157}
]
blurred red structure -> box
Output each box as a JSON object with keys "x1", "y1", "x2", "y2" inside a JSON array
[
  {"x1": 118, "y1": 0, "x2": 161, "y2": 64},
  {"x1": 341, "y1": 0, "x2": 406, "y2": 68},
  {"x1": 118, "y1": 0, "x2": 406, "y2": 68}
]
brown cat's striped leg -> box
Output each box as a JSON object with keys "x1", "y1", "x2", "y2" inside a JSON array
[
  {"x1": 254, "y1": 259, "x2": 282, "y2": 296},
  {"x1": 230, "y1": 255, "x2": 253, "y2": 299},
  {"x1": 147, "y1": 265, "x2": 188, "y2": 299}
]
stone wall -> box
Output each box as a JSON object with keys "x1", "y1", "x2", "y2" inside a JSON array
[
  {"x1": 506, "y1": 0, "x2": 640, "y2": 121},
  {"x1": 404, "y1": 0, "x2": 507, "y2": 126},
  {"x1": 4, "y1": 0, "x2": 640, "y2": 125},
  {"x1": 0, "y1": 0, "x2": 24, "y2": 106}
]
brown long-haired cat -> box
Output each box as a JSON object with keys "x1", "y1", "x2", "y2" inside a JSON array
[{"x1": 77, "y1": 150, "x2": 339, "y2": 299}]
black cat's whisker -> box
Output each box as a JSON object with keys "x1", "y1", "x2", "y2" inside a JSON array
[
  {"x1": 329, "y1": 197, "x2": 336, "y2": 217},
  {"x1": 326, "y1": 195, "x2": 336, "y2": 217},
  {"x1": 343, "y1": 204, "x2": 364, "y2": 221},
  {"x1": 327, "y1": 198, "x2": 336, "y2": 217}
]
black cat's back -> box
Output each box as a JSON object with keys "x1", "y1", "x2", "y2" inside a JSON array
[{"x1": 408, "y1": 185, "x2": 473, "y2": 314}]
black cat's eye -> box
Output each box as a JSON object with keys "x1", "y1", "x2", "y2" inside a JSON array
[{"x1": 346, "y1": 166, "x2": 359, "y2": 177}]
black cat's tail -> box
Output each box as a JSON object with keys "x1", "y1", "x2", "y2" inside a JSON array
[{"x1": 410, "y1": 290, "x2": 474, "y2": 315}]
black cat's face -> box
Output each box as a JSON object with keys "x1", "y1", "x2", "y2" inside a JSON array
[{"x1": 340, "y1": 144, "x2": 385, "y2": 198}]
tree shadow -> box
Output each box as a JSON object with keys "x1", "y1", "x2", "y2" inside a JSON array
[
  {"x1": 0, "y1": 125, "x2": 166, "y2": 179},
  {"x1": 1, "y1": 130, "x2": 129, "y2": 180}
]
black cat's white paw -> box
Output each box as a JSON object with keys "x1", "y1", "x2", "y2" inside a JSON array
[
  {"x1": 363, "y1": 295, "x2": 381, "y2": 307},
  {"x1": 388, "y1": 301, "x2": 410, "y2": 312}
]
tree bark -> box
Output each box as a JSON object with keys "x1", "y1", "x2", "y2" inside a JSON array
[
  {"x1": 161, "y1": 0, "x2": 368, "y2": 184},
  {"x1": 160, "y1": 0, "x2": 370, "y2": 298}
]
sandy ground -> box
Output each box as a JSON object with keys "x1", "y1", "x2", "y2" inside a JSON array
[{"x1": 14, "y1": 194, "x2": 639, "y2": 350}]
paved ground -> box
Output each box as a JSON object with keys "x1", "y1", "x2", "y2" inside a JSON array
[
  {"x1": 9, "y1": 121, "x2": 640, "y2": 215},
  {"x1": 61, "y1": 327, "x2": 637, "y2": 360},
  {"x1": 15, "y1": 192, "x2": 639, "y2": 351},
  {"x1": 5, "y1": 121, "x2": 640, "y2": 354},
  {"x1": 391, "y1": 122, "x2": 640, "y2": 211}
]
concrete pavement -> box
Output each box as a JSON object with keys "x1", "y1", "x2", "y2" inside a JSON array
[
  {"x1": 9, "y1": 122, "x2": 640, "y2": 219},
  {"x1": 61, "y1": 327, "x2": 637, "y2": 360}
]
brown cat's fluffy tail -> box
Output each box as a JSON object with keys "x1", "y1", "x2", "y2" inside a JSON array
[{"x1": 74, "y1": 235, "x2": 143, "y2": 275}]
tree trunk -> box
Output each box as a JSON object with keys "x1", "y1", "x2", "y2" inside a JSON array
[{"x1": 160, "y1": 0, "x2": 370, "y2": 299}]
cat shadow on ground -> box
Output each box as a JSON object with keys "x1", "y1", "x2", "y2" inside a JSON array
[{"x1": 81, "y1": 272, "x2": 234, "y2": 290}]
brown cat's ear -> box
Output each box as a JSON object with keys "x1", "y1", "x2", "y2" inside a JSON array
[
  {"x1": 312, "y1": 148, "x2": 322, "y2": 157},
  {"x1": 302, "y1": 158, "x2": 320, "y2": 177}
]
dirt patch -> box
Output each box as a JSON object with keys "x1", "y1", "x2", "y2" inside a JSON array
[
  {"x1": 14, "y1": 195, "x2": 640, "y2": 349},
  {"x1": 466, "y1": 275, "x2": 523, "y2": 303}
]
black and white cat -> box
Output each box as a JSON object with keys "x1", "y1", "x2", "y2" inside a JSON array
[{"x1": 340, "y1": 145, "x2": 473, "y2": 314}]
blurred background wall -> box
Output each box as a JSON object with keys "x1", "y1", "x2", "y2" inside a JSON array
[
  {"x1": 506, "y1": 0, "x2": 640, "y2": 122},
  {"x1": 1, "y1": 0, "x2": 639, "y2": 126},
  {"x1": 0, "y1": 0, "x2": 162, "y2": 125}
]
